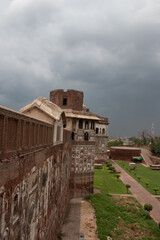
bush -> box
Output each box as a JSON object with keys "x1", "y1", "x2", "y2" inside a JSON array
[
  {"x1": 126, "y1": 184, "x2": 131, "y2": 193},
  {"x1": 111, "y1": 168, "x2": 116, "y2": 174},
  {"x1": 106, "y1": 163, "x2": 112, "y2": 167},
  {"x1": 108, "y1": 166, "x2": 116, "y2": 173},
  {"x1": 145, "y1": 182, "x2": 149, "y2": 188},
  {"x1": 115, "y1": 174, "x2": 120, "y2": 180},
  {"x1": 152, "y1": 188, "x2": 159, "y2": 195},
  {"x1": 144, "y1": 203, "x2": 153, "y2": 212},
  {"x1": 138, "y1": 176, "x2": 141, "y2": 182}
]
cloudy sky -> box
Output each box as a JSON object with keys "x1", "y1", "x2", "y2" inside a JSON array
[{"x1": 0, "y1": 0, "x2": 160, "y2": 137}]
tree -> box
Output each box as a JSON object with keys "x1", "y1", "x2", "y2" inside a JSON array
[
  {"x1": 108, "y1": 139, "x2": 123, "y2": 147},
  {"x1": 131, "y1": 130, "x2": 151, "y2": 147},
  {"x1": 150, "y1": 137, "x2": 160, "y2": 156},
  {"x1": 126, "y1": 184, "x2": 131, "y2": 193},
  {"x1": 138, "y1": 130, "x2": 150, "y2": 146},
  {"x1": 144, "y1": 203, "x2": 153, "y2": 212},
  {"x1": 131, "y1": 136, "x2": 141, "y2": 147}
]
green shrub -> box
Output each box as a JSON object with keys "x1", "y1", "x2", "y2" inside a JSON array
[
  {"x1": 106, "y1": 163, "x2": 112, "y2": 168},
  {"x1": 115, "y1": 174, "x2": 120, "y2": 180},
  {"x1": 144, "y1": 203, "x2": 153, "y2": 212},
  {"x1": 145, "y1": 182, "x2": 149, "y2": 188},
  {"x1": 126, "y1": 184, "x2": 131, "y2": 193},
  {"x1": 138, "y1": 176, "x2": 141, "y2": 182},
  {"x1": 152, "y1": 188, "x2": 159, "y2": 195}
]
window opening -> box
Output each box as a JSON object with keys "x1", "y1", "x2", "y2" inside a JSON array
[
  {"x1": 63, "y1": 98, "x2": 67, "y2": 106},
  {"x1": 71, "y1": 132, "x2": 75, "y2": 140},
  {"x1": 91, "y1": 121, "x2": 95, "y2": 130},
  {"x1": 56, "y1": 126, "x2": 61, "y2": 141},
  {"x1": 84, "y1": 132, "x2": 89, "y2": 140},
  {"x1": 79, "y1": 119, "x2": 83, "y2": 129},
  {"x1": 96, "y1": 128, "x2": 99, "y2": 134},
  {"x1": 85, "y1": 121, "x2": 89, "y2": 129}
]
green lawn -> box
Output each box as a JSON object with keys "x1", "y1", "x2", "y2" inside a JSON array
[
  {"x1": 87, "y1": 194, "x2": 160, "y2": 240},
  {"x1": 94, "y1": 167, "x2": 127, "y2": 194},
  {"x1": 117, "y1": 161, "x2": 160, "y2": 195}
]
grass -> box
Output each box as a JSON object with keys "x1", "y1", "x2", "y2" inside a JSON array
[
  {"x1": 94, "y1": 167, "x2": 127, "y2": 194},
  {"x1": 117, "y1": 161, "x2": 160, "y2": 195},
  {"x1": 87, "y1": 194, "x2": 160, "y2": 240}
]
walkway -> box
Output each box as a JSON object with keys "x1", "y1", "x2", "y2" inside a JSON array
[
  {"x1": 112, "y1": 160, "x2": 160, "y2": 223},
  {"x1": 141, "y1": 148, "x2": 153, "y2": 166},
  {"x1": 61, "y1": 198, "x2": 98, "y2": 240}
]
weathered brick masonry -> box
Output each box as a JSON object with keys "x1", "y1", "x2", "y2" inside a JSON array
[
  {"x1": 0, "y1": 106, "x2": 72, "y2": 240},
  {"x1": 0, "y1": 88, "x2": 109, "y2": 239},
  {"x1": 110, "y1": 147, "x2": 141, "y2": 161},
  {"x1": 70, "y1": 141, "x2": 95, "y2": 198},
  {"x1": 50, "y1": 89, "x2": 83, "y2": 111}
]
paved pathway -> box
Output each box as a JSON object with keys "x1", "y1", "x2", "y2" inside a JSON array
[
  {"x1": 111, "y1": 160, "x2": 160, "y2": 223},
  {"x1": 141, "y1": 148, "x2": 153, "y2": 166}
]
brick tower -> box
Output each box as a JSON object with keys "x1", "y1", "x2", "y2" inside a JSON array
[{"x1": 50, "y1": 89, "x2": 83, "y2": 111}]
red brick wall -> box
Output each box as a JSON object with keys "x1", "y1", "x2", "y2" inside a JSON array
[
  {"x1": 0, "y1": 106, "x2": 72, "y2": 240},
  {"x1": 0, "y1": 106, "x2": 95, "y2": 240},
  {"x1": 50, "y1": 89, "x2": 83, "y2": 111},
  {"x1": 0, "y1": 107, "x2": 53, "y2": 160},
  {"x1": 110, "y1": 147, "x2": 141, "y2": 161}
]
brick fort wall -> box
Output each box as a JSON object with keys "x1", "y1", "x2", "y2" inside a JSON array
[{"x1": 0, "y1": 107, "x2": 72, "y2": 240}]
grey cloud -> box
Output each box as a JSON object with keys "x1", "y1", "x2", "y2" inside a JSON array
[{"x1": 0, "y1": 0, "x2": 160, "y2": 136}]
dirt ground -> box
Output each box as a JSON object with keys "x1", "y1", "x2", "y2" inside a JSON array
[{"x1": 61, "y1": 198, "x2": 99, "y2": 240}]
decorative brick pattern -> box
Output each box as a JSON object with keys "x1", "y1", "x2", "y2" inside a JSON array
[
  {"x1": 0, "y1": 142, "x2": 72, "y2": 240},
  {"x1": 71, "y1": 144, "x2": 95, "y2": 198}
]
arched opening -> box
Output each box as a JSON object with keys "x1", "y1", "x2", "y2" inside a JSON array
[
  {"x1": 96, "y1": 128, "x2": 99, "y2": 134},
  {"x1": 84, "y1": 132, "x2": 89, "y2": 140}
]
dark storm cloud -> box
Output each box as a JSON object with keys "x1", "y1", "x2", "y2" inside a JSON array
[{"x1": 0, "y1": 0, "x2": 160, "y2": 136}]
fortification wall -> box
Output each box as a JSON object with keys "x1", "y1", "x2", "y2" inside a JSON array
[
  {"x1": 110, "y1": 147, "x2": 141, "y2": 161},
  {"x1": 0, "y1": 107, "x2": 72, "y2": 240}
]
